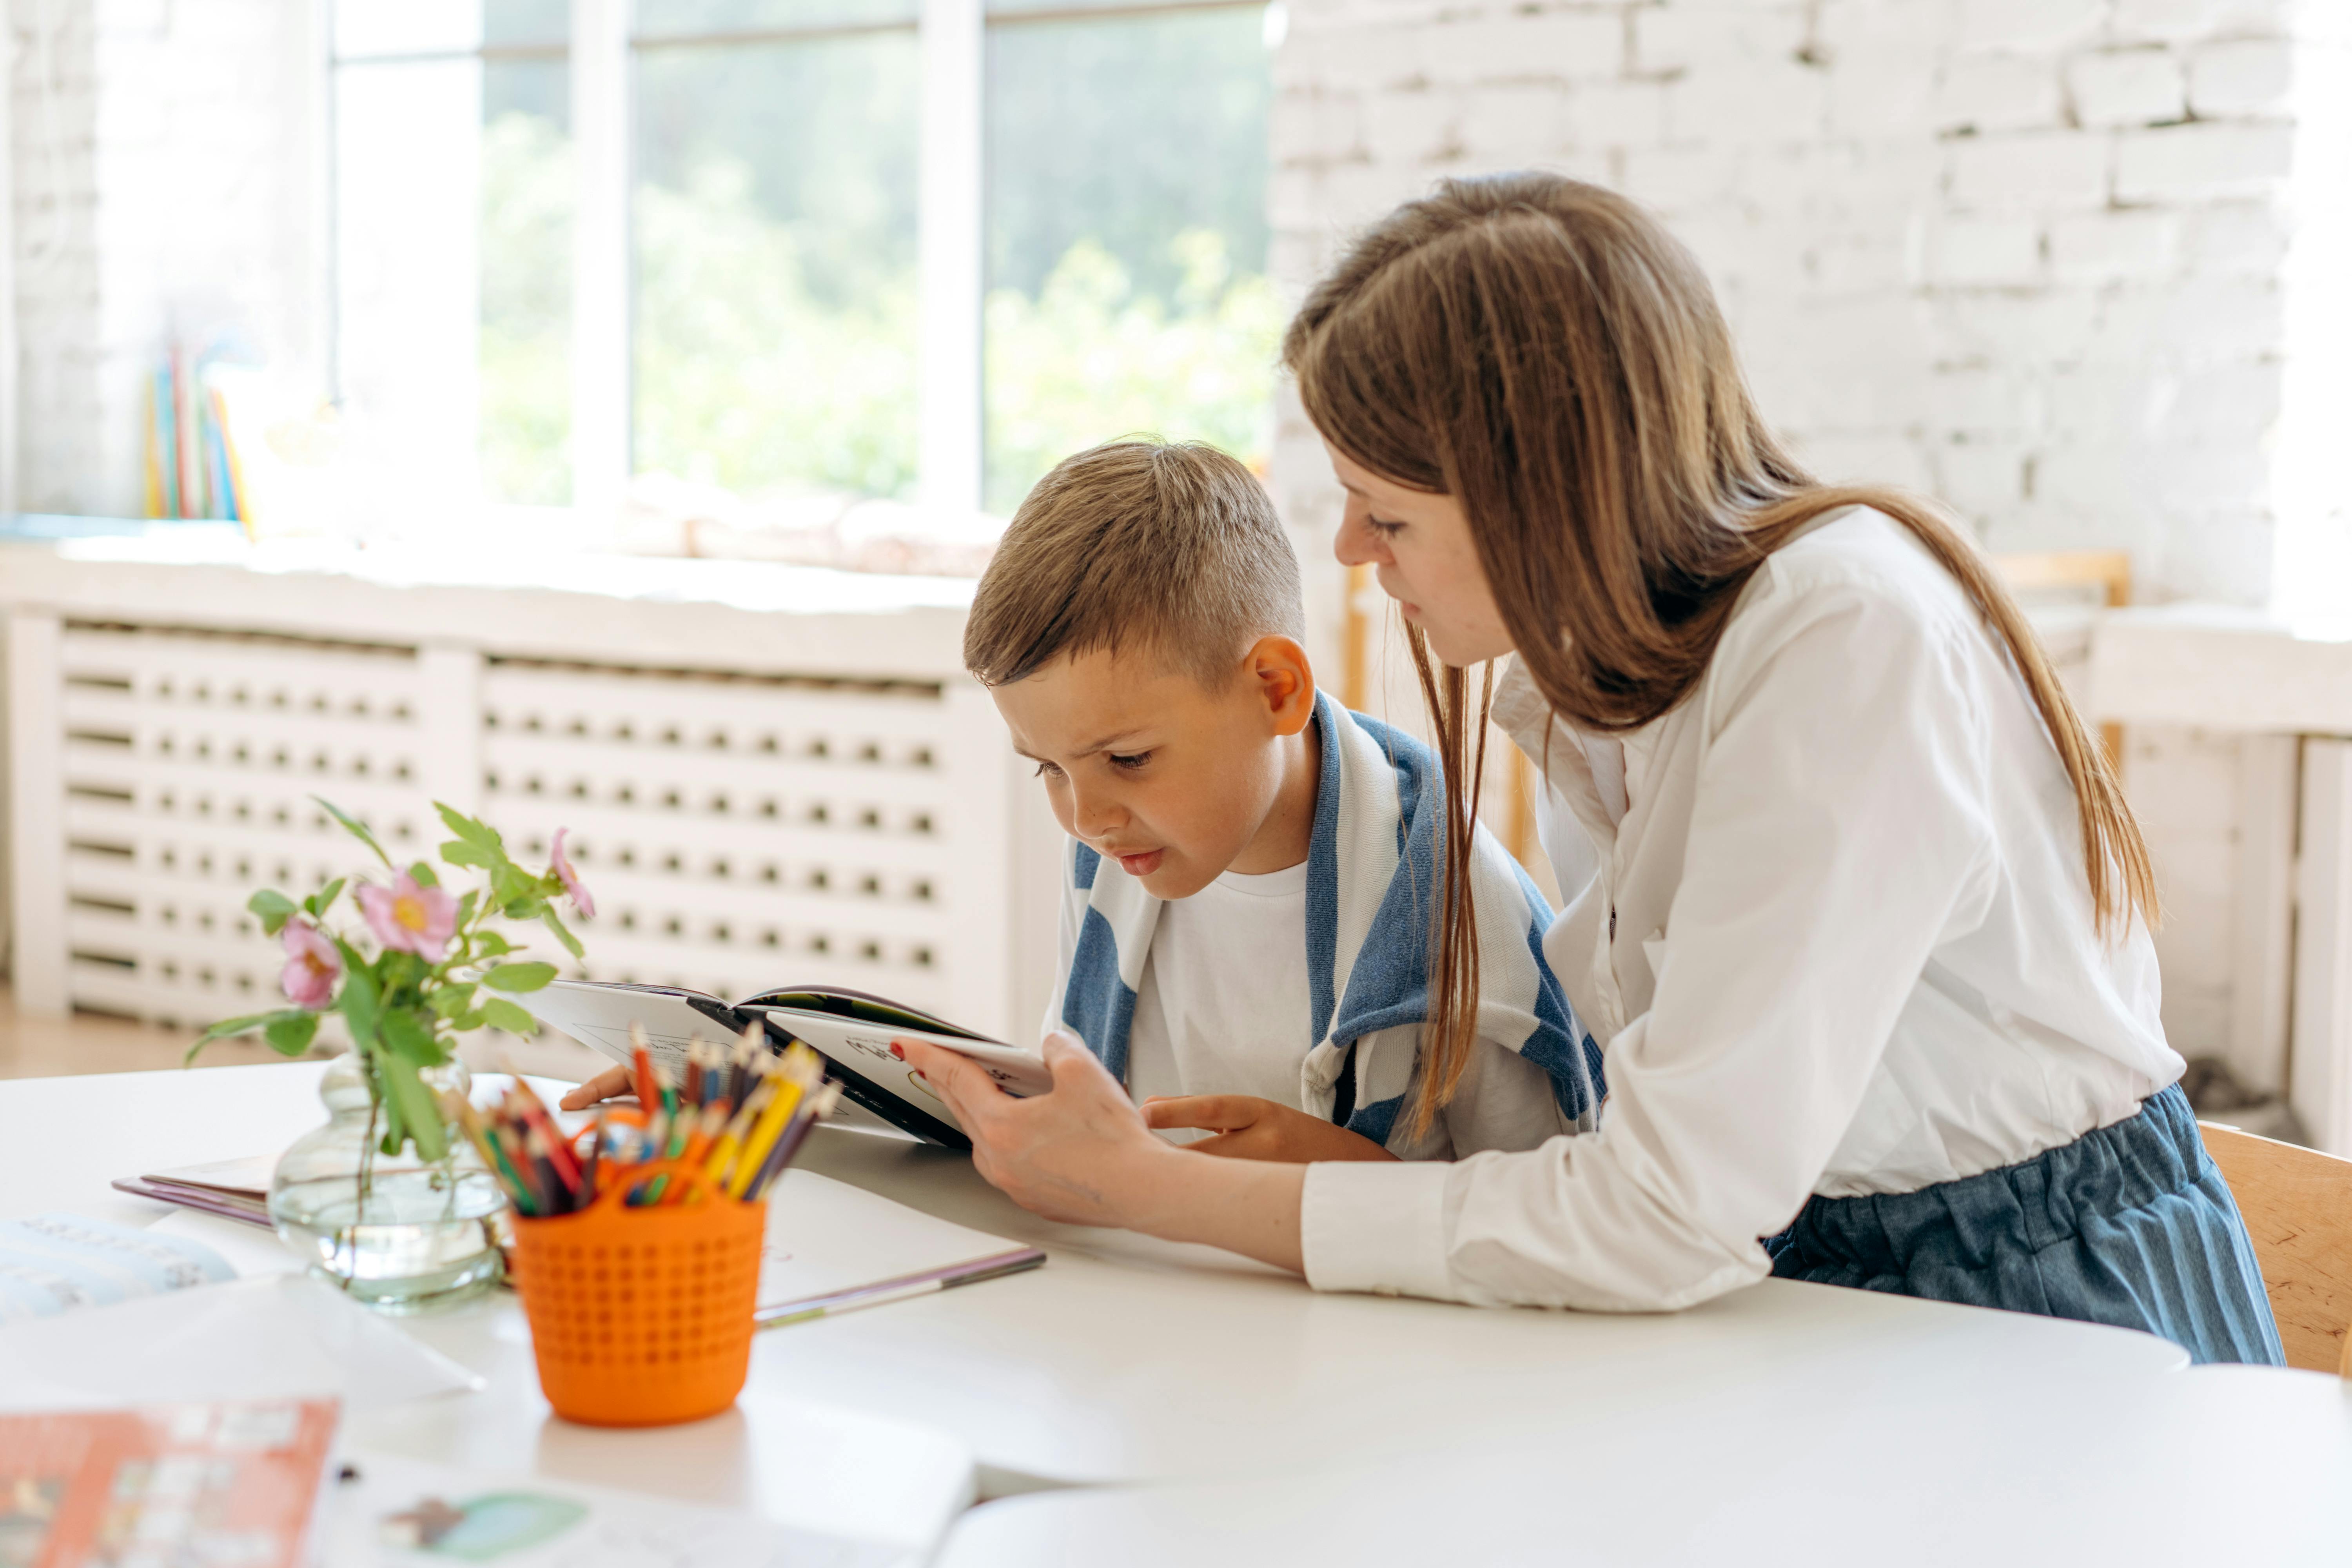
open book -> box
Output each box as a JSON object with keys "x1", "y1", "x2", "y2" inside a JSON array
[{"x1": 517, "y1": 982, "x2": 1051, "y2": 1149}]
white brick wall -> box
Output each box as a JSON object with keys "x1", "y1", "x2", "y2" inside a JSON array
[
  {"x1": 10, "y1": 0, "x2": 318, "y2": 516},
  {"x1": 1268, "y1": 0, "x2": 2345, "y2": 1063}
]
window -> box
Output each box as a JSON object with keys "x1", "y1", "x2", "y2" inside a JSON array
[
  {"x1": 983, "y1": 0, "x2": 1276, "y2": 512},
  {"x1": 332, "y1": 1, "x2": 574, "y2": 507},
  {"x1": 329, "y1": 0, "x2": 1275, "y2": 529}
]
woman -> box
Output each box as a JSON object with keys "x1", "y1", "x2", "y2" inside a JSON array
[{"x1": 900, "y1": 174, "x2": 2281, "y2": 1364}]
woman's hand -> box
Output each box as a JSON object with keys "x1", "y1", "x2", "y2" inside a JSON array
[
  {"x1": 559, "y1": 1064, "x2": 636, "y2": 1112},
  {"x1": 898, "y1": 1029, "x2": 1310, "y2": 1272},
  {"x1": 1142, "y1": 1095, "x2": 1398, "y2": 1164},
  {"x1": 894, "y1": 1029, "x2": 1176, "y2": 1227}
]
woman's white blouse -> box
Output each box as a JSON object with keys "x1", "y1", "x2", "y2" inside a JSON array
[{"x1": 1300, "y1": 510, "x2": 2183, "y2": 1312}]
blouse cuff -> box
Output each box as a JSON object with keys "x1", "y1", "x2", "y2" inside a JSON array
[{"x1": 1300, "y1": 1158, "x2": 1456, "y2": 1301}]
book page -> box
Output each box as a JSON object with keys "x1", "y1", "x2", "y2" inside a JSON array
[{"x1": 520, "y1": 983, "x2": 735, "y2": 1075}]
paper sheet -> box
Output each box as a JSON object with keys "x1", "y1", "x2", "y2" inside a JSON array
[
  {"x1": 149, "y1": 1206, "x2": 308, "y2": 1278},
  {"x1": 0, "y1": 1274, "x2": 482, "y2": 1414},
  {"x1": 322, "y1": 1451, "x2": 907, "y2": 1568},
  {"x1": 758, "y1": 1170, "x2": 1039, "y2": 1314}
]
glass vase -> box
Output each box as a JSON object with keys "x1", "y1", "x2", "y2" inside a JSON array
[{"x1": 269, "y1": 1051, "x2": 508, "y2": 1312}]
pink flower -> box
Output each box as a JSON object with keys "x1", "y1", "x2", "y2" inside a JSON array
[
  {"x1": 280, "y1": 921, "x2": 342, "y2": 1009},
  {"x1": 550, "y1": 827, "x2": 595, "y2": 920},
  {"x1": 356, "y1": 872, "x2": 459, "y2": 960}
]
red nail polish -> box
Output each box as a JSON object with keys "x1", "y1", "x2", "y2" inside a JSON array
[{"x1": 890, "y1": 1042, "x2": 904, "y2": 1059}]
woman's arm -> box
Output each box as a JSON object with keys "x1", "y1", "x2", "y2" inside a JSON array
[
  {"x1": 896, "y1": 1032, "x2": 1310, "y2": 1272},
  {"x1": 1303, "y1": 576, "x2": 2000, "y2": 1310}
]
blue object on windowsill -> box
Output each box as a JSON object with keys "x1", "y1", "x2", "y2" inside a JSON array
[{"x1": 0, "y1": 513, "x2": 245, "y2": 542}]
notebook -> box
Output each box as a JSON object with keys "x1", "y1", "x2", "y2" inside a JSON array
[
  {"x1": 0, "y1": 1211, "x2": 237, "y2": 1323},
  {"x1": 517, "y1": 982, "x2": 1052, "y2": 1149},
  {"x1": 111, "y1": 1153, "x2": 277, "y2": 1228},
  {"x1": 113, "y1": 1149, "x2": 1045, "y2": 1326},
  {"x1": 0, "y1": 1397, "x2": 339, "y2": 1568}
]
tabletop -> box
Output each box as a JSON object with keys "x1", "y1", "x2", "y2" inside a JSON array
[
  {"x1": 6, "y1": 1062, "x2": 2198, "y2": 1502},
  {"x1": 935, "y1": 1361, "x2": 2352, "y2": 1567}
]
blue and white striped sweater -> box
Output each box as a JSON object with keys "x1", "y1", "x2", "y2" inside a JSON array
[{"x1": 1055, "y1": 691, "x2": 1604, "y2": 1149}]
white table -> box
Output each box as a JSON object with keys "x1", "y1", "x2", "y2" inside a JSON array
[
  {"x1": 937, "y1": 1362, "x2": 2352, "y2": 1567},
  {"x1": 0, "y1": 1063, "x2": 977, "y2": 1558},
  {"x1": 8, "y1": 1063, "x2": 2198, "y2": 1509}
]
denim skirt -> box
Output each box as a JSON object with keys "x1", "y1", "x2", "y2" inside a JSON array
[{"x1": 1767, "y1": 1084, "x2": 2284, "y2": 1365}]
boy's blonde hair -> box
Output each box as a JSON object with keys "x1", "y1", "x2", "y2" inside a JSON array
[{"x1": 964, "y1": 439, "x2": 1304, "y2": 688}]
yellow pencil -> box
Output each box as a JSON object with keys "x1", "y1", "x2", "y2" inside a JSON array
[
  {"x1": 727, "y1": 1049, "x2": 820, "y2": 1199},
  {"x1": 702, "y1": 1075, "x2": 775, "y2": 1189}
]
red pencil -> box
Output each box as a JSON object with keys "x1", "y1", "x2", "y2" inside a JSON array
[
  {"x1": 506, "y1": 1084, "x2": 582, "y2": 1191},
  {"x1": 629, "y1": 1022, "x2": 659, "y2": 1109}
]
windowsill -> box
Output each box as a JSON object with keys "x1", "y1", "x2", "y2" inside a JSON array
[{"x1": 1, "y1": 512, "x2": 984, "y2": 619}]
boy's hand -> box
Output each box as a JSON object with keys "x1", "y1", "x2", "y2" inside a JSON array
[
  {"x1": 1141, "y1": 1095, "x2": 1399, "y2": 1163},
  {"x1": 559, "y1": 1064, "x2": 637, "y2": 1112}
]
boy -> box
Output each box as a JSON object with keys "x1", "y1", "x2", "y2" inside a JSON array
[{"x1": 963, "y1": 439, "x2": 1599, "y2": 1161}]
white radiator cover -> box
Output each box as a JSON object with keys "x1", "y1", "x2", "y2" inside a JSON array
[{"x1": 2, "y1": 536, "x2": 1058, "y2": 1046}]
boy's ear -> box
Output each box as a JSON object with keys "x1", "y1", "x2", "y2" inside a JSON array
[{"x1": 1244, "y1": 636, "x2": 1316, "y2": 737}]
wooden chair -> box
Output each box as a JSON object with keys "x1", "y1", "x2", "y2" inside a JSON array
[
  {"x1": 1992, "y1": 549, "x2": 2131, "y2": 771},
  {"x1": 2198, "y1": 1122, "x2": 2352, "y2": 1374}
]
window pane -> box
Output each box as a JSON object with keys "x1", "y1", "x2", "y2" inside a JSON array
[
  {"x1": 982, "y1": 6, "x2": 1276, "y2": 513},
  {"x1": 633, "y1": 38, "x2": 920, "y2": 500},
  {"x1": 336, "y1": 54, "x2": 572, "y2": 507},
  {"x1": 635, "y1": 0, "x2": 919, "y2": 36},
  {"x1": 334, "y1": 0, "x2": 565, "y2": 57},
  {"x1": 333, "y1": 0, "x2": 481, "y2": 59},
  {"x1": 481, "y1": 61, "x2": 575, "y2": 504}
]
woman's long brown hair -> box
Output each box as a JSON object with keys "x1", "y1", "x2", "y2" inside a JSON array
[{"x1": 1283, "y1": 173, "x2": 2157, "y2": 1140}]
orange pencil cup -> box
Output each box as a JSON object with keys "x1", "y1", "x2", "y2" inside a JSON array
[{"x1": 507, "y1": 1160, "x2": 767, "y2": 1427}]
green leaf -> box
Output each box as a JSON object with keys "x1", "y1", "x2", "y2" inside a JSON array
[
  {"x1": 380, "y1": 950, "x2": 426, "y2": 995},
  {"x1": 314, "y1": 796, "x2": 392, "y2": 868},
  {"x1": 482, "y1": 962, "x2": 556, "y2": 993},
  {"x1": 246, "y1": 890, "x2": 299, "y2": 936},
  {"x1": 480, "y1": 998, "x2": 539, "y2": 1036},
  {"x1": 469, "y1": 930, "x2": 514, "y2": 958},
  {"x1": 378, "y1": 1085, "x2": 407, "y2": 1158},
  {"x1": 194, "y1": 1010, "x2": 280, "y2": 1044},
  {"x1": 379, "y1": 1052, "x2": 448, "y2": 1163},
  {"x1": 451, "y1": 1009, "x2": 489, "y2": 1032},
  {"x1": 441, "y1": 840, "x2": 497, "y2": 871},
  {"x1": 434, "y1": 803, "x2": 505, "y2": 855},
  {"x1": 379, "y1": 1007, "x2": 447, "y2": 1065},
  {"x1": 337, "y1": 953, "x2": 381, "y2": 1052},
  {"x1": 185, "y1": 1009, "x2": 291, "y2": 1064},
  {"x1": 427, "y1": 983, "x2": 476, "y2": 1019},
  {"x1": 303, "y1": 878, "x2": 345, "y2": 918},
  {"x1": 539, "y1": 905, "x2": 584, "y2": 960},
  {"x1": 501, "y1": 896, "x2": 546, "y2": 921},
  {"x1": 407, "y1": 860, "x2": 439, "y2": 889},
  {"x1": 263, "y1": 1013, "x2": 319, "y2": 1056},
  {"x1": 453, "y1": 889, "x2": 480, "y2": 936}
]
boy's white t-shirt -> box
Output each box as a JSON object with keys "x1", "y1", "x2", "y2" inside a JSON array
[{"x1": 1125, "y1": 861, "x2": 1313, "y2": 1109}]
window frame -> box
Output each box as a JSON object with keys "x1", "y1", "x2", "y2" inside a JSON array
[{"x1": 326, "y1": 0, "x2": 1265, "y2": 518}]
